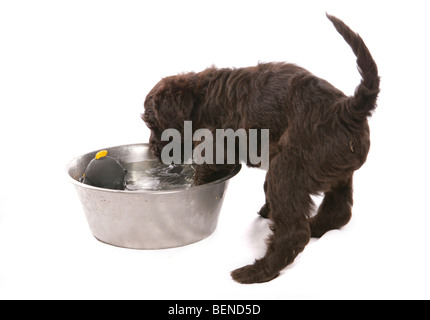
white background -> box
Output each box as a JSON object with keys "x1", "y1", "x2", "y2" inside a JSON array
[{"x1": 1, "y1": 0, "x2": 429, "y2": 299}]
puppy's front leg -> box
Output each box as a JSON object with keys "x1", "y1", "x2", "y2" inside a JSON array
[
  {"x1": 231, "y1": 151, "x2": 312, "y2": 284},
  {"x1": 193, "y1": 163, "x2": 235, "y2": 186},
  {"x1": 257, "y1": 179, "x2": 270, "y2": 218}
]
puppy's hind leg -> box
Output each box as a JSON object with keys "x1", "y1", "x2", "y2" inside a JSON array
[
  {"x1": 310, "y1": 177, "x2": 353, "y2": 238},
  {"x1": 231, "y1": 151, "x2": 312, "y2": 284}
]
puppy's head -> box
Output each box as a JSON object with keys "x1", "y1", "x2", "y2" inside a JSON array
[{"x1": 142, "y1": 74, "x2": 198, "y2": 160}]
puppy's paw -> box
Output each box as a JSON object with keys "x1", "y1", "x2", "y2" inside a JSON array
[{"x1": 231, "y1": 261, "x2": 280, "y2": 284}]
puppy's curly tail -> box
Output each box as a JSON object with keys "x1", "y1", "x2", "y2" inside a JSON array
[{"x1": 327, "y1": 13, "x2": 380, "y2": 122}]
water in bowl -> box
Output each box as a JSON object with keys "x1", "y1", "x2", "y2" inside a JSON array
[{"x1": 123, "y1": 160, "x2": 196, "y2": 191}]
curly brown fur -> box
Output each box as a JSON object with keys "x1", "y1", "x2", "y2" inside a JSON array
[{"x1": 142, "y1": 14, "x2": 380, "y2": 284}]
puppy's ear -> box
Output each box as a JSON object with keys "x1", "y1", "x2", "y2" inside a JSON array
[
  {"x1": 153, "y1": 76, "x2": 197, "y2": 130},
  {"x1": 142, "y1": 96, "x2": 159, "y2": 131},
  {"x1": 143, "y1": 80, "x2": 164, "y2": 130}
]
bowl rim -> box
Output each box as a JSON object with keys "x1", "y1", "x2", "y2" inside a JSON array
[{"x1": 66, "y1": 143, "x2": 242, "y2": 194}]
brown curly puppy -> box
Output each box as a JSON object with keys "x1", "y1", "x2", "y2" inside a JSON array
[{"x1": 142, "y1": 14, "x2": 380, "y2": 284}]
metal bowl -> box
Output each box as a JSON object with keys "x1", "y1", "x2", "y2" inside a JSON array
[{"x1": 67, "y1": 143, "x2": 241, "y2": 249}]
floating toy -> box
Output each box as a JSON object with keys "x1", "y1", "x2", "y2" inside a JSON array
[{"x1": 80, "y1": 150, "x2": 127, "y2": 190}]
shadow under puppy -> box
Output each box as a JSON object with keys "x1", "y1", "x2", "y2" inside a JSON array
[{"x1": 142, "y1": 14, "x2": 380, "y2": 284}]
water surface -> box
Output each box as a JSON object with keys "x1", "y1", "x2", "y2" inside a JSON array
[{"x1": 123, "y1": 160, "x2": 196, "y2": 191}]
